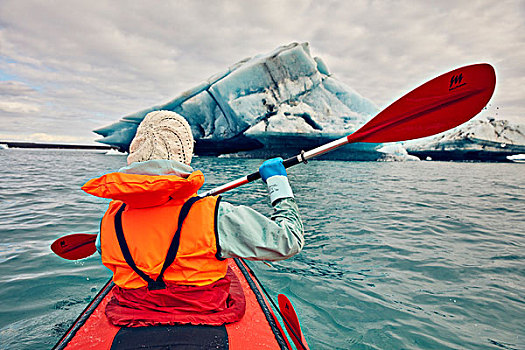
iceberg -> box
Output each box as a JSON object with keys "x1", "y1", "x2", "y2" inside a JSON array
[
  {"x1": 105, "y1": 149, "x2": 127, "y2": 156},
  {"x1": 95, "y1": 42, "x2": 385, "y2": 160},
  {"x1": 507, "y1": 154, "x2": 525, "y2": 163},
  {"x1": 405, "y1": 119, "x2": 525, "y2": 162},
  {"x1": 377, "y1": 143, "x2": 420, "y2": 162}
]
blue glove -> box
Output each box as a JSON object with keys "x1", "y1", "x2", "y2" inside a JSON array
[{"x1": 259, "y1": 157, "x2": 287, "y2": 183}]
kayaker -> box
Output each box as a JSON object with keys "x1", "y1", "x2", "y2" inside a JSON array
[{"x1": 82, "y1": 110, "x2": 304, "y2": 327}]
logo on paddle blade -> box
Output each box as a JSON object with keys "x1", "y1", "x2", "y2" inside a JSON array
[{"x1": 449, "y1": 73, "x2": 466, "y2": 91}]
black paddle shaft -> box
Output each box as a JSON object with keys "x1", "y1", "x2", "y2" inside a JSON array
[{"x1": 245, "y1": 155, "x2": 302, "y2": 183}]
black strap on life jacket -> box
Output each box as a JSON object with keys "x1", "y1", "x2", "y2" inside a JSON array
[{"x1": 113, "y1": 196, "x2": 203, "y2": 291}]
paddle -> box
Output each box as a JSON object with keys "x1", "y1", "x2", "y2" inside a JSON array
[
  {"x1": 203, "y1": 63, "x2": 496, "y2": 196},
  {"x1": 278, "y1": 294, "x2": 310, "y2": 350},
  {"x1": 51, "y1": 233, "x2": 97, "y2": 260},
  {"x1": 51, "y1": 63, "x2": 496, "y2": 260}
]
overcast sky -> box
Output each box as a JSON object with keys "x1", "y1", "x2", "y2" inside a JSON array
[{"x1": 1, "y1": 0, "x2": 523, "y2": 144}]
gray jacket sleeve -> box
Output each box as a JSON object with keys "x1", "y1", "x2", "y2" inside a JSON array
[{"x1": 216, "y1": 177, "x2": 304, "y2": 261}]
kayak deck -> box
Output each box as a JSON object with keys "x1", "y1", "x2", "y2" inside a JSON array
[{"x1": 53, "y1": 258, "x2": 290, "y2": 349}]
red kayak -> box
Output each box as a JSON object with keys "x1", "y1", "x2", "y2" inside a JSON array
[{"x1": 53, "y1": 258, "x2": 295, "y2": 349}]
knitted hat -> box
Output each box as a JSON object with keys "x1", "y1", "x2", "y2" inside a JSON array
[{"x1": 127, "y1": 110, "x2": 194, "y2": 165}]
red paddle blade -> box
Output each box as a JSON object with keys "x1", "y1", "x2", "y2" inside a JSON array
[
  {"x1": 51, "y1": 233, "x2": 97, "y2": 260},
  {"x1": 348, "y1": 63, "x2": 496, "y2": 143},
  {"x1": 278, "y1": 294, "x2": 310, "y2": 350}
]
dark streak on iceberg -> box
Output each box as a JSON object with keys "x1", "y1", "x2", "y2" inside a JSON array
[{"x1": 94, "y1": 42, "x2": 382, "y2": 159}]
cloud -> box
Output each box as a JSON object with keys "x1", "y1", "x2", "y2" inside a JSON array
[
  {"x1": 0, "y1": 80, "x2": 43, "y2": 115},
  {"x1": 0, "y1": 0, "x2": 523, "y2": 145},
  {"x1": 0, "y1": 101, "x2": 40, "y2": 114},
  {"x1": 0, "y1": 80, "x2": 37, "y2": 95}
]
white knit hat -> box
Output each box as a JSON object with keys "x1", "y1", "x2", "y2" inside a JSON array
[{"x1": 127, "y1": 110, "x2": 194, "y2": 165}]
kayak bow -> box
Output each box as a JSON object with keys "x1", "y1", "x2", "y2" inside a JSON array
[{"x1": 53, "y1": 259, "x2": 294, "y2": 349}]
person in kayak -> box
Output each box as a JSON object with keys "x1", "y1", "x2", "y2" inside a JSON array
[{"x1": 82, "y1": 110, "x2": 304, "y2": 327}]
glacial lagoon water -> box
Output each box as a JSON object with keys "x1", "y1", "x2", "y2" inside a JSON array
[{"x1": 0, "y1": 148, "x2": 523, "y2": 349}]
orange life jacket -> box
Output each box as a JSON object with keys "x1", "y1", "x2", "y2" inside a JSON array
[{"x1": 82, "y1": 171, "x2": 228, "y2": 289}]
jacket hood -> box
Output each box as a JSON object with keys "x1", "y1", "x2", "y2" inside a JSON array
[{"x1": 82, "y1": 171, "x2": 204, "y2": 208}]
